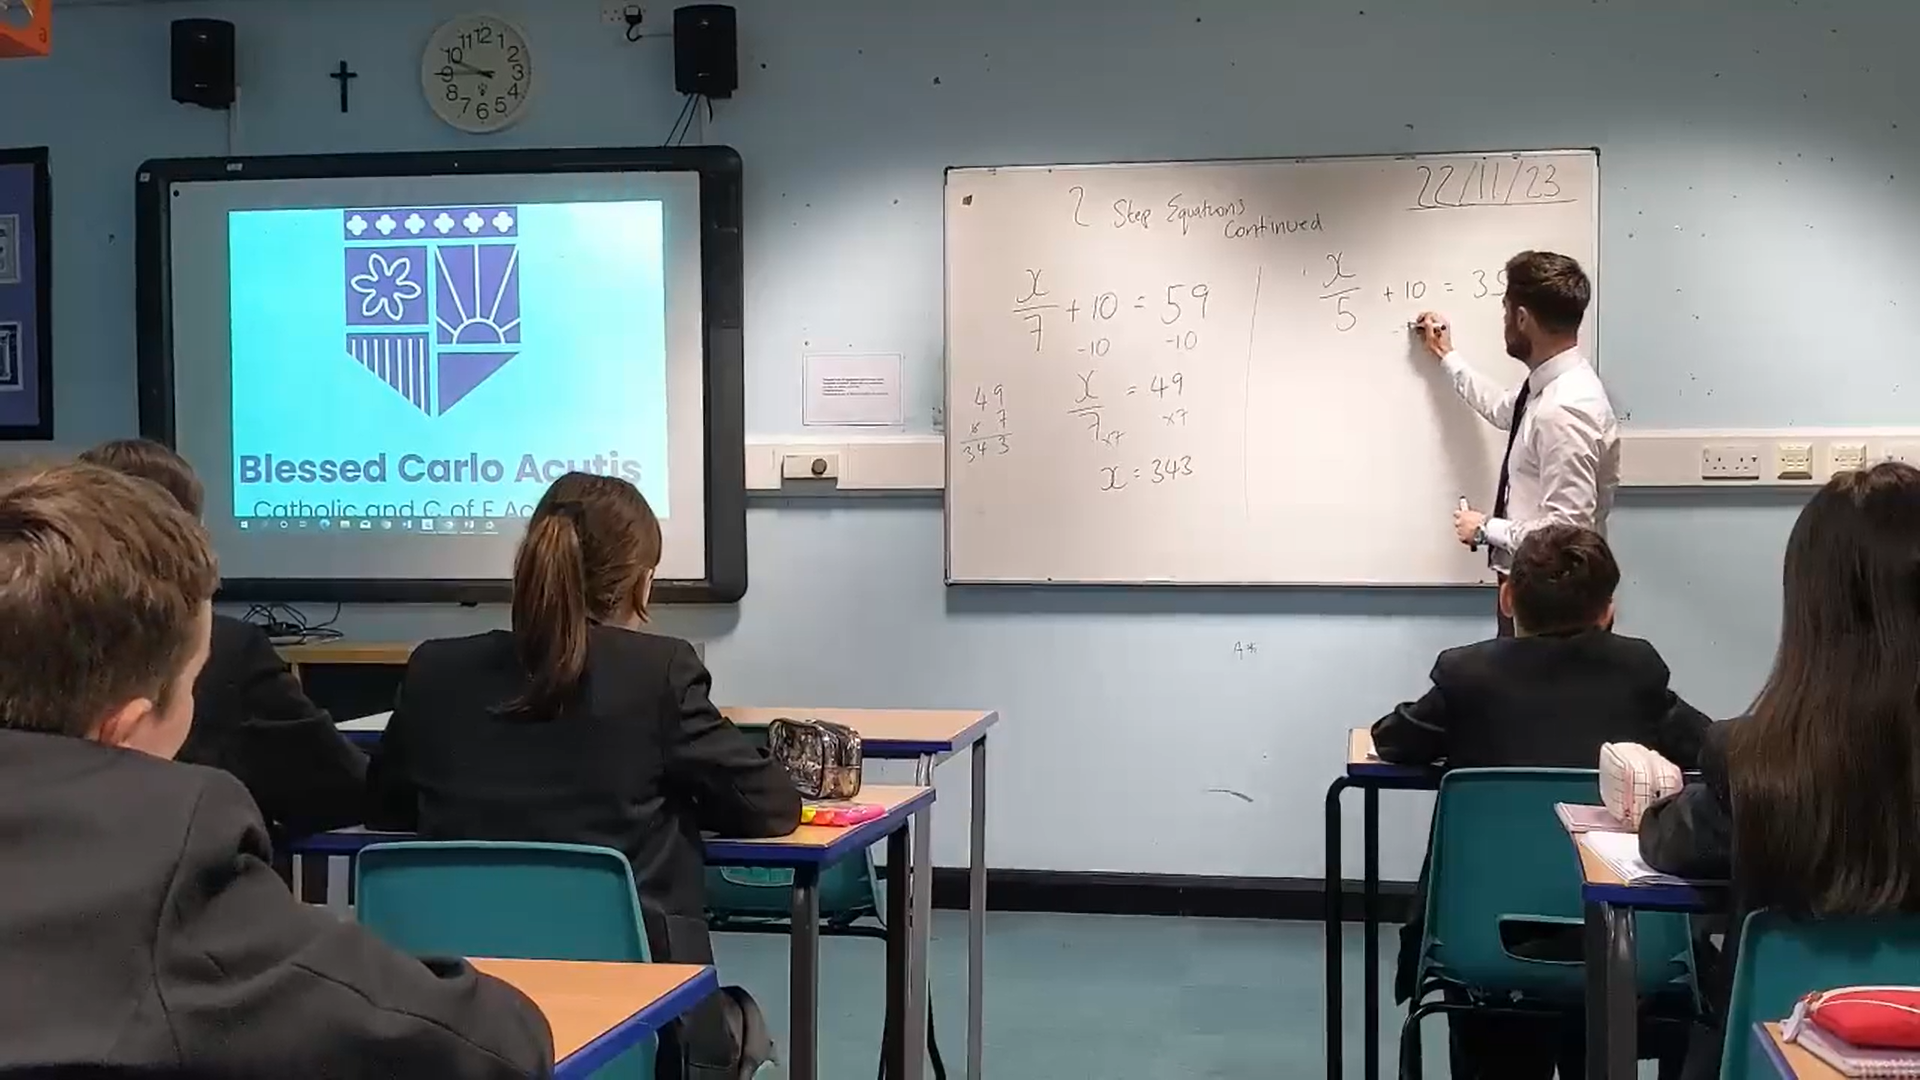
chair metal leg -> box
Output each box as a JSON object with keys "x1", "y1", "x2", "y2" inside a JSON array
[
  {"x1": 1398, "y1": 999, "x2": 1452, "y2": 1080},
  {"x1": 1364, "y1": 785, "x2": 1382, "y2": 1080},
  {"x1": 1399, "y1": 1003, "x2": 1424, "y2": 1080},
  {"x1": 1325, "y1": 777, "x2": 1352, "y2": 1080}
]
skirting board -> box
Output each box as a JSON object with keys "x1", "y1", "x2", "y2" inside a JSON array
[
  {"x1": 923, "y1": 866, "x2": 1416, "y2": 924},
  {"x1": 747, "y1": 429, "x2": 1920, "y2": 493}
]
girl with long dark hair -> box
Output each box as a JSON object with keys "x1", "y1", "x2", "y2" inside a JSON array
[{"x1": 1641, "y1": 461, "x2": 1920, "y2": 1074}]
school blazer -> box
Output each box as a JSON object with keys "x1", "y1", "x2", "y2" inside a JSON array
[
  {"x1": 1371, "y1": 627, "x2": 1710, "y2": 772},
  {"x1": 0, "y1": 728, "x2": 553, "y2": 1078},
  {"x1": 178, "y1": 615, "x2": 368, "y2": 837},
  {"x1": 365, "y1": 626, "x2": 803, "y2": 967}
]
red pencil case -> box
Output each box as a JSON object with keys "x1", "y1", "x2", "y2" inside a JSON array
[
  {"x1": 799, "y1": 802, "x2": 885, "y2": 827},
  {"x1": 1790, "y1": 987, "x2": 1920, "y2": 1049}
]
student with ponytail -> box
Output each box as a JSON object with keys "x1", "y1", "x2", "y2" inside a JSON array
[{"x1": 368, "y1": 471, "x2": 801, "y2": 1079}]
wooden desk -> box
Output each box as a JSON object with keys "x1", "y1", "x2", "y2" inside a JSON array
[
  {"x1": 1753, "y1": 1023, "x2": 1843, "y2": 1079},
  {"x1": 342, "y1": 702, "x2": 998, "y2": 1080},
  {"x1": 1325, "y1": 727, "x2": 1443, "y2": 1080},
  {"x1": 723, "y1": 706, "x2": 996, "y2": 1079},
  {"x1": 470, "y1": 958, "x2": 715, "y2": 1078},
  {"x1": 722, "y1": 706, "x2": 996, "y2": 760},
  {"x1": 278, "y1": 641, "x2": 416, "y2": 668},
  {"x1": 293, "y1": 785, "x2": 937, "y2": 1080}
]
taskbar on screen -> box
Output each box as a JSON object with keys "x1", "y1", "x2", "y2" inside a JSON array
[{"x1": 236, "y1": 517, "x2": 506, "y2": 536}]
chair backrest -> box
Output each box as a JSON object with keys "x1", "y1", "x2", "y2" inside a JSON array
[
  {"x1": 1722, "y1": 910, "x2": 1920, "y2": 1080},
  {"x1": 355, "y1": 841, "x2": 651, "y2": 962},
  {"x1": 1425, "y1": 769, "x2": 1695, "y2": 1001}
]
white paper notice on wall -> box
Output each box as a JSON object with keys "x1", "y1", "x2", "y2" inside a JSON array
[{"x1": 803, "y1": 352, "x2": 905, "y2": 427}]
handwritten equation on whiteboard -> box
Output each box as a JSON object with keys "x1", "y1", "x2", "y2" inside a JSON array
[{"x1": 944, "y1": 149, "x2": 1595, "y2": 585}]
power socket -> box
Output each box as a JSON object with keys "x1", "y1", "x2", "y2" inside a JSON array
[
  {"x1": 601, "y1": 3, "x2": 644, "y2": 27},
  {"x1": 1882, "y1": 442, "x2": 1920, "y2": 467},
  {"x1": 1776, "y1": 442, "x2": 1813, "y2": 481},
  {"x1": 1700, "y1": 443, "x2": 1764, "y2": 481},
  {"x1": 1830, "y1": 442, "x2": 1867, "y2": 472}
]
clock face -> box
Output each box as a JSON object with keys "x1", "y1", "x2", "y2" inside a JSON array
[{"x1": 421, "y1": 14, "x2": 532, "y2": 134}]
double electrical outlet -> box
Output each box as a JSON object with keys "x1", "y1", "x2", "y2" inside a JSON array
[
  {"x1": 1699, "y1": 440, "x2": 1911, "y2": 482},
  {"x1": 601, "y1": 3, "x2": 645, "y2": 27}
]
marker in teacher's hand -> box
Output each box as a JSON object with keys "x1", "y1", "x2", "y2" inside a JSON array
[{"x1": 1459, "y1": 496, "x2": 1480, "y2": 552}]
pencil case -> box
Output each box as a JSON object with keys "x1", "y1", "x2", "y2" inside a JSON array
[
  {"x1": 1789, "y1": 986, "x2": 1920, "y2": 1049},
  {"x1": 1598, "y1": 742, "x2": 1682, "y2": 829},
  {"x1": 768, "y1": 717, "x2": 864, "y2": 800}
]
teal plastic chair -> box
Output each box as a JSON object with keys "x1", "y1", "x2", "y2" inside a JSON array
[
  {"x1": 1402, "y1": 769, "x2": 1700, "y2": 1078},
  {"x1": 356, "y1": 841, "x2": 656, "y2": 1079},
  {"x1": 705, "y1": 853, "x2": 883, "y2": 928},
  {"x1": 1722, "y1": 910, "x2": 1920, "y2": 1080}
]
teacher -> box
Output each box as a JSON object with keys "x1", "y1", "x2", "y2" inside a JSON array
[{"x1": 1415, "y1": 250, "x2": 1619, "y2": 637}]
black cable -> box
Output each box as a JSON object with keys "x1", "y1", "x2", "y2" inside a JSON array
[
  {"x1": 663, "y1": 93, "x2": 696, "y2": 146},
  {"x1": 243, "y1": 601, "x2": 343, "y2": 643},
  {"x1": 625, "y1": 18, "x2": 645, "y2": 43},
  {"x1": 673, "y1": 95, "x2": 707, "y2": 146}
]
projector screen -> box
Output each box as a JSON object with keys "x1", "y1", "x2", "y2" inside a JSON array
[{"x1": 135, "y1": 148, "x2": 745, "y2": 604}]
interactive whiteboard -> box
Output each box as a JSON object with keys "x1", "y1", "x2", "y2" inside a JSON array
[{"x1": 945, "y1": 149, "x2": 1598, "y2": 586}]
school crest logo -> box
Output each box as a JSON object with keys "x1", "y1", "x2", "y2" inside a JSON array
[{"x1": 342, "y1": 205, "x2": 521, "y2": 416}]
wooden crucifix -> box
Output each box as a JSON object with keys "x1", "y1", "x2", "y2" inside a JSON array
[{"x1": 330, "y1": 61, "x2": 359, "y2": 114}]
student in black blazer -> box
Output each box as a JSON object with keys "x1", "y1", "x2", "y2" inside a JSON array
[
  {"x1": 79, "y1": 439, "x2": 367, "y2": 837},
  {"x1": 0, "y1": 463, "x2": 551, "y2": 1077},
  {"x1": 367, "y1": 471, "x2": 803, "y2": 1080},
  {"x1": 1374, "y1": 523, "x2": 1710, "y2": 1080},
  {"x1": 1641, "y1": 462, "x2": 1920, "y2": 1080}
]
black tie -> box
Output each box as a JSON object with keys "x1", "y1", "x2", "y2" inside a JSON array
[{"x1": 1492, "y1": 380, "x2": 1532, "y2": 521}]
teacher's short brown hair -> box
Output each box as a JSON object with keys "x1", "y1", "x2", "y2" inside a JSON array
[{"x1": 1504, "y1": 250, "x2": 1590, "y2": 335}]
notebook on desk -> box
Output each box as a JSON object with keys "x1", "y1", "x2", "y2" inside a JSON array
[
  {"x1": 1793, "y1": 1023, "x2": 1920, "y2": 1078},
  {"x1": 1556, "y1": 803, "x2": 1630, "y2": 834},
  {"x1": 1579, "y1": 830, "x2": 1698, "y2": 886}
]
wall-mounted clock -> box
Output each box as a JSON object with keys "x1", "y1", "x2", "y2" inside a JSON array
[{"x1": 421, "y1": 13, "x2": 532, "y2": 134}]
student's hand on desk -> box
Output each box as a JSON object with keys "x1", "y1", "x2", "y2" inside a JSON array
[
  {"x1": 1453, "y1": 507, "x2": 1486, "y2": 546},
  {"x1": 1413, "y1": 311, "x2": 1453, "y2": 360}
]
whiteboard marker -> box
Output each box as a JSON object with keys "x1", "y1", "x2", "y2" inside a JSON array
[{"x1": 1459, "y1": 496, "x2": 1480, "y2": 551}]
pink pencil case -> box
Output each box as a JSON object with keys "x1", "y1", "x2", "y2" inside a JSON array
[{"x1": 800, "y1": 802, "x2": 886, "y2": 827}]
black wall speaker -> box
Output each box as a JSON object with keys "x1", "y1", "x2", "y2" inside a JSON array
[
  {"x1": 171, "y1": 18, "x2": 236, "y2": 110},
  {"x1": 673, "y1": 5, "x2": 737, "y2": 99}
]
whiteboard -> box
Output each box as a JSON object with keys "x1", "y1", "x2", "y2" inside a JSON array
[{"x1": 944, "y1": 149, "x2": 1598, "y2": 586}]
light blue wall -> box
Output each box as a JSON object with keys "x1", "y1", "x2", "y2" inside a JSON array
[{"x1": 6, "y1": 0, "x2": 1916, "y2": 879}]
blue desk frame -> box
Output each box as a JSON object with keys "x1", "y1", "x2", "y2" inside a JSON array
[
  {"x1": 1323, "y1": 732, "x2": 1440, "y2": 1080},
  {"x1": 295, "y1": 786, "x2": 937, "y2": 1080},
  {"x1": 1575, "y1": 837, "x2": 1720, "y2": 1080}
]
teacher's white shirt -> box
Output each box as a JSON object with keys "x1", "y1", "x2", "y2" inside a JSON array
[{"x1": 1442, "y1": 346, "x2": 1619, "y2": 574}]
